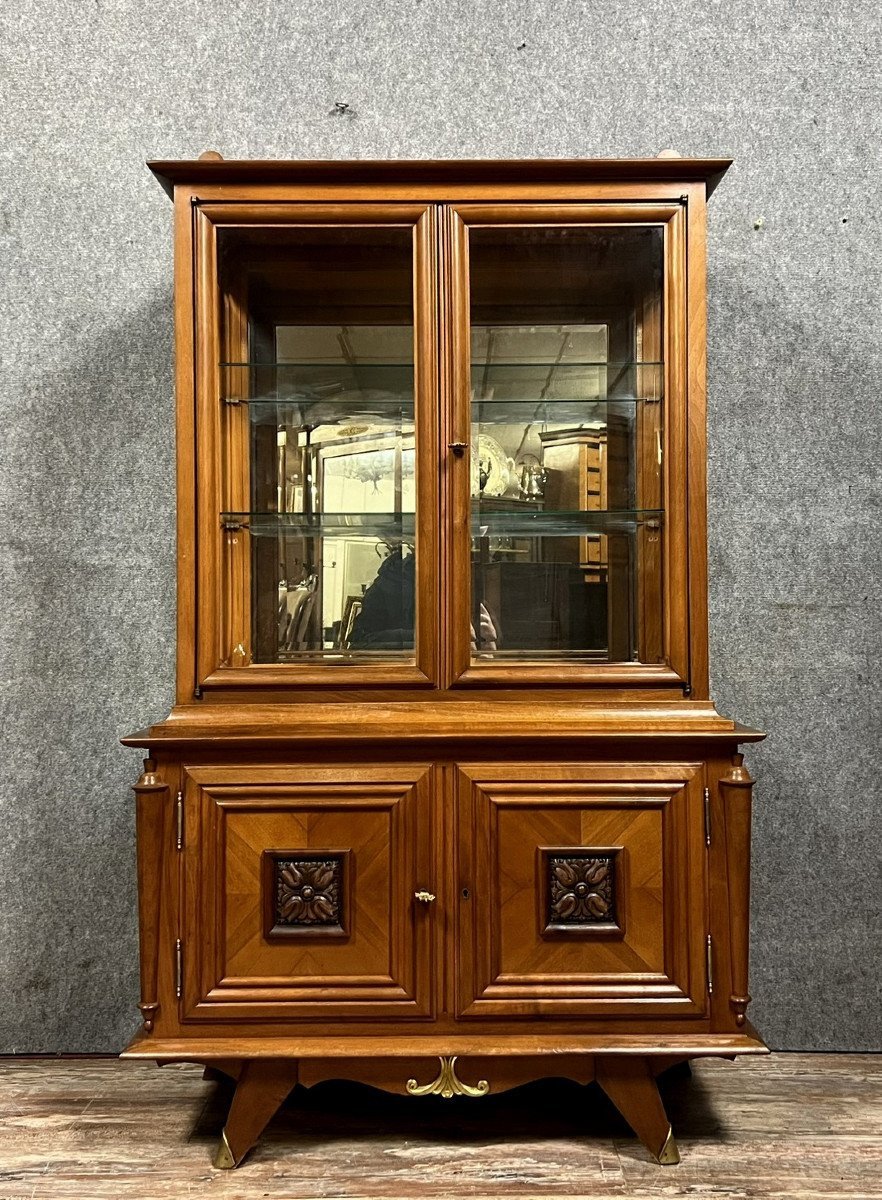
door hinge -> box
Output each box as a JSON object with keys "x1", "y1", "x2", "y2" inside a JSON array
[
  {"x1": 703, "y1": 786, "x2": 712, "y2": 846},
  {"x1": 705, "y1": 936, "x2": 715, "y2": 993},
  {"x1": 175, "y1": 791, "x2": 184, "y2": 850},
  {"x1": 175, "y1": 939, "x2": 183, "y2": 999}
]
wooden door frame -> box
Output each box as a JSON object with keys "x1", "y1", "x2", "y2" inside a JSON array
[
  {"x1": 177, "y1": 200, "x2": 441, "y2": 695},
  {"x1": 441, "y1": 198, "x2": 700, "y2": 693}
]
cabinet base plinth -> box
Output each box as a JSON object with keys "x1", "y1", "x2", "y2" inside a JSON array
[
  {"x1": 206, "y1": 1052, "x2": 685, "y2": 1169},
  {"x1": 123, "y1": 1034, "x2": 768, "y2": 1169},
  {"x1": 122, "y1": 1026, "x2": 768, "y2": 1062}
]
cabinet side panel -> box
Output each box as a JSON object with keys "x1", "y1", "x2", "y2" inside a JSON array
[
  {"x1": 173, "y1": 187, "x2": 198, "y2": 703},
  {"x1": 686, "y1": 183, "x2": 710, "y2": 698}
]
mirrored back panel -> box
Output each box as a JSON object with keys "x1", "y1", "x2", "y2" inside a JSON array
[
  {"x1": 467, "y1": 225, "x2": 665, "y2": 665},
  {"x1": 218, "y1": 226, "x2": 419, "y2": 666}
]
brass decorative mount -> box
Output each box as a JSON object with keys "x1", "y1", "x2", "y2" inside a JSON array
[
  {"x1": 213, "y1": 1129, "x2": 237, "y2": 1169},
  {"x1": 657, "y1": 1125, "x2": 680, "y2": 1165},
  {"x1": 406, "y1": 1056, "x2": 489, "y2": 1099}
]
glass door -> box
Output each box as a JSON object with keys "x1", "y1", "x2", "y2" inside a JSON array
[
  {"x1": 445, "y1": 204, "x2": 688, "y2": 686},
  {"x1": 194, "y1": 204, "x2": 439, "y2": 688}
]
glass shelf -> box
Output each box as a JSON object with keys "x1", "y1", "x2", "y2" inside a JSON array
[
  {"x1": 471, "y1": 508, "x2": 662, "y2": 537},
  {"x1": 220, "y1": 362, "x2": 414, "y2": 405},
  {"x1": 220, "y1": 361, "x2": 415, "y2": 367},
  {"x1": 239, "y1": 400, "x2": 415, "y2": 429},
  {"x1": 222, "y1": 510, "x2": 658, "y2": 537},
  {"x1": 221, "y1": 359, "x2": 660, "y2": 366},
  {"x1": 472, "y1": 397, "x2": 656, "y2": 425},
  {"x1": 221, "y1": 512, "x2": 416, "y2": 538},
  {"x1": 470, "y1": 361, "x2": 663, "y2": 404},
  {"x1": 469, "y1": 360, "x2": 663, "y2": 367}
]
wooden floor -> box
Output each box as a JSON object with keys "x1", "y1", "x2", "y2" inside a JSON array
[{"x1": 0, "y1": 1054, "x2": 879, "y2": 1198}]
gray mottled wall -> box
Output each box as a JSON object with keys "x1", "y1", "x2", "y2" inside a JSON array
[{"x1": 1, "y1": 0, "x2": 880, "y2": 1053}]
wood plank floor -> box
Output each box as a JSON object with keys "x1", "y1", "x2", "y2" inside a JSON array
[{"x1": 0, "y1": 1054, "x2": 879, "y2": 1199}]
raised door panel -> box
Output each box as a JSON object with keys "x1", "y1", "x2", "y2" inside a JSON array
[
  {"x1": 182, "y1": 763, "x2": 436, "y2": 1021},
  {"x1": 456, "y1": 762, "x2": 707, "y2": 1018}
]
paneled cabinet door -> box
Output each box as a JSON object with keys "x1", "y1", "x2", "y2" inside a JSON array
[
  {"x1": 180, "y1": 763, "x2": 436, "y2": 1022},
  {"x1": 455, "y1": 762, "x2": 708, "y2": 1018}
]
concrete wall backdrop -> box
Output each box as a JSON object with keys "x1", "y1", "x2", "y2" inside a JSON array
[{"x1": 1, "y1": 0, "x2": 880, "y2": 1052}]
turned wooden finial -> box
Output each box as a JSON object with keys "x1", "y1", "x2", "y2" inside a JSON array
[
  {"x1": 138, "y1": 1001, "x2": 159, "y2": 1033},
  {"x1": 722, "y1": 752, "x2": 754, "y2": 787},
  {"x1": 134, "y1": 758, "x2": 168, "y2": 795},
  {"x1": 198, "y1": 149, "x2": 224, "y2": 161},
  {"x1": 135, "y1": 757, "x2": 162, "y2": 788}
]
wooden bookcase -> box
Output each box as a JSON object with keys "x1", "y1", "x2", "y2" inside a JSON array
[{"x1": 123, "y1": 155, "x2": 765, "y2": 1169}]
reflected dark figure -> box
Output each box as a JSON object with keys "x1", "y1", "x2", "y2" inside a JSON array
[
  {"x1": 349, "y1": 548, "x2": 415, "y2": 650},
  {"x1": 348, "y1": 547, "x2": 503, "y2": 653}
]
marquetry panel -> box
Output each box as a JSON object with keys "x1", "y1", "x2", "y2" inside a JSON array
[
  {"x1": 455, "y1": 762, "x2": 708, "y2": 1018},
  {"x1": 182, "y1": 764, "x2": 435, "y2": 1021}
]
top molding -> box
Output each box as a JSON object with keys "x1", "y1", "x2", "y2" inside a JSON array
[{"x1": 146, "y1": 157, "x2": 734, "y2": 200}]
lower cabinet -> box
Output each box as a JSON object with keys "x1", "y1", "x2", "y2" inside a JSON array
[
  {"x1": 129, "y1": 746, "x2": 761, "y2": 1170},
  {"x1": 181, "y1": 763, "x2": 436, "y2": 1021},
  {"x1": 179, "y1": 757, "x2": 709, "y2": 1026}
]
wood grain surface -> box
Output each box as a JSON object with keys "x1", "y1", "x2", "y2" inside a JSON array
[
  {"x1": 0, "y1": 1054, "x2": 879, "y2": 1198},
  {"x1": 120, "y1": 158, "x2": 771, "y2": 1175},
  {"x1": 146, "y1": 158, "x2": 734, "y2": 199}
]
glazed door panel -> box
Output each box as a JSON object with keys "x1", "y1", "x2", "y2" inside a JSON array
[
  {"x1": 455, "y1": 762, "x2": 708, "y2": 1018},
  {"x1": 443, "y1": 203, "x2": 688, "y2": 689},
  {"x1": 181, "y1": 763, "x2": 436, "y2": 1021},
  {"x1": 191, "y1": 202, "x2": 441, "y2": 691}
]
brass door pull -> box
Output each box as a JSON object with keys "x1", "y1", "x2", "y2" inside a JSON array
[
  {"x1": 448, "y1": 442, "x2": 468, "y2": 456},
  {"x1": 414, "y1": 890, "x2": 436, "y2": 903}
]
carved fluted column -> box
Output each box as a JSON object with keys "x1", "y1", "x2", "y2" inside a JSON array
[
  {"x1": 133, "y1": 758, "x2": 169, "y2": 1033},
  {"x1": 720, "y1": 753, "x2": 755, "y2": 1026}
]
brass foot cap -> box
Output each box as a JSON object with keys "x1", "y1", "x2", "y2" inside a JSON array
[
  {"x1": 213, "y1": 1130, "x2": 238, "y2": 1170},
  {"x1": 656, "y1": 1126, "x2": 680, "y2": 1165}
]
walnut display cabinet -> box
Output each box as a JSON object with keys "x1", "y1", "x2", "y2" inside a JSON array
[{"x1": 123, "y1": 155, "x2": 766, "y2": 1169}]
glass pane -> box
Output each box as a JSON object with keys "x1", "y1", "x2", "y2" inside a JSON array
[
  {"x1": 218, "y1": 227, "x2": 417, "y2": 664},
  {"x1": 469, "y1": 226, "x2": 664, "y2": 664}
]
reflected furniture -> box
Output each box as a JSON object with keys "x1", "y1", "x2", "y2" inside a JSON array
[{"x1": 123, "y1": 156, "x2": 765, "y2": 1168}]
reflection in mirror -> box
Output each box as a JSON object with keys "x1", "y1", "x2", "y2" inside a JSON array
[
  {"x1": 218, "y1": 227, "x2": 417, "y2": 664},
  {"x1": 468, "y1": 226, "x2": 665, "y2": 665}
]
